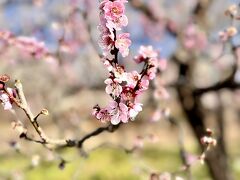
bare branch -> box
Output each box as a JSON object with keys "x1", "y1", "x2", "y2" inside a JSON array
[{"x1": 194, "y1": 63, "x2": 239, "y2": 96}]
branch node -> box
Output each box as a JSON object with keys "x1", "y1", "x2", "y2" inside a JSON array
[
  {"x1": 19, "y1": 132, "x2": 27, "y2": 139},
  {"x1": 66, "y1": 140, "x2": 76, "y2": 147}
]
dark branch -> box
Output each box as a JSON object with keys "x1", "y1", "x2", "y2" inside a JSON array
[
  {"x1": 194, "y1": 65, "x2": 239, "y2": 96},
  {"x1": 77, "y1": 123, "x2": 121, "y2": 148}
]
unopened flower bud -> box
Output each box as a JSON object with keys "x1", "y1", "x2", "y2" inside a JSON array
[
  {"x1": 225, "y1": 4, "x2": 238, "y2": 17},
  {"x1": 0, "y1": 74, "x2": 10, "y2": 83},
  {"x1": 206, "y1": 128, "x2": 213, "y2": 136},
  {"x1": 41, "y1": 108, "x2": 49, "y2": 116},
  {"x1": 226, "y1": 26, "x2": 238, "y2": 37}
]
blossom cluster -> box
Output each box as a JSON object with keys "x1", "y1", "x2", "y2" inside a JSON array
[
  {"x1": 93, "y1": 0, "x2": 162, "y2": 125},
  {"x1": 200, "y1": 128, "x2": 217, "y2": 147},
  {"x1": 0, "y1": 75, "x2": 15, "y2": 110},
  {"x1": 0, "y1": 31, "x2": 49, "y2": 59},
  {"x1": 98, "y1": 0, "x2": 130, "y2": 57},
  {"x1": 218, "y1": 4, "x2": 240, "y2": 42}
]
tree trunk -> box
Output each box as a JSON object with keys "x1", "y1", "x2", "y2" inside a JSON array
[{"x1": 177, "y1": 84, "x2": 232, "y2": 180}]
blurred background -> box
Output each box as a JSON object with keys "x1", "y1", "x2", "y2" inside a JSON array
[{"x1": 0, "y1": 0, "x2": 240, "y2": 179}]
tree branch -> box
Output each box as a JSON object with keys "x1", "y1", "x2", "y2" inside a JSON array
[
  {"x1": 4, "y1": 80, "x2": 122, "y2": 150},
  {"x1": 194, "y1": 62, "x2": 239, "y2": 96}
]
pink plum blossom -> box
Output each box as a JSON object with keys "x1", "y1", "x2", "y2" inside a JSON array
[
  {"x1": 139, "y1": 45, "x2": 158, "y2": 59},
  {"x1": 125, "y1": 71, "x2": 141, "y2": 88},
  {"x1": 0, "y1": 93, "x2": 12, "y2": 110},
  {"x1": 14, "y1": 36, "x2": 48, "y2": 58},
  {"x1": 106, "y1": 15, "x2": 128, "y2": 30},
  {"x1": 113, "y1": 65, "x2": 127, "y2": 81},
  {"x1": 0, "y1": 32, "x2": 49, "y2": 59},
  {"x1": 134, "y1": 45, "x2": 158, "y2": 63},
  {"x1": 0, "y1": 31, "x2": 13, "y2": 41},
  {"x1": 104, "y1": 78, "x2": 122, "y2": 97},
  {"x1": 98, "y1": 16, "x2": 109, "y2": 33},
  {"x1": 109, "y1": 101, "x2": 129, "y2": 124},
  {"x1": 138, "y1": 75, "x2": 149, "y2": 90},
  {"x1": 147, "y1": 68, "x2": 157, "y2": 80},
  {"x1": 95, "y1": 108, "x2": 111, "y2": 123},
  {"x1": 99, "y1": 0, "x2": 109, "y2": 10},
  {"x1": 158, "y1": 59, "x2": 168, "y2": 71},
  {"x1": 102, "y1": 59, "x2": 113, "y2": 72},
  {"x1": 147, "y1": 58, "x2": 158, "y2": 80},
  {"x1": 98, "y1": 34, "x2": 114, "y2": 55},
  {"x1": 121, "y1": 87, "x2": 136, "y2": 102},
  {"x1": 94, "y1": 101, "x2": 129, "y2": 125},
  {"x1": 103, "y1": 1, "x2": 126, "y2": 21},
  {"x1": 115, "y1": 33, "x2": 131, "y2": 57},
  {"x1": 129, "y1": 103, "x2": 143, "y2": 119},
  {"x1": 0, "y1": 88, "x2": 14, "y2": 110}
]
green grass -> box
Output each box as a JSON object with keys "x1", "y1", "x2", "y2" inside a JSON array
[{"x1": 0, "y1": 146, "x2": 222, "y2": 179}]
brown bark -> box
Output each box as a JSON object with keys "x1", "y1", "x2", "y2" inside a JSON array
[{"x1": 176, "y1": 63, "x2": 232, "y2": 180}]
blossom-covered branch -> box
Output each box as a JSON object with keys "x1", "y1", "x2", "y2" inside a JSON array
[
  {"x1": 0, "y1": 31, "x2": 49, "y2": 59},
  {"x1": 93, "y1": 0, "x2": 163, "y2": 125}
]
